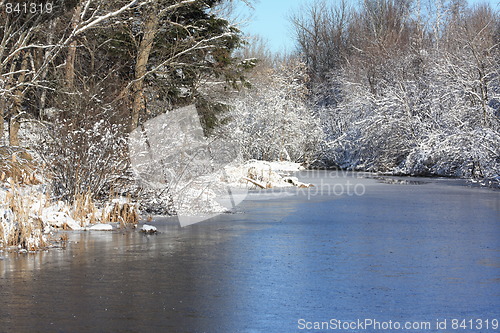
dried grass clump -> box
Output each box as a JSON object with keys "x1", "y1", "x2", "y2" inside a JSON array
[
  {"x1": 2, "y1": 187, "x2": 47, "y2": 251},
  {"x1": 0, "y1": 219, "x2": 4, "y2": 248},
  {"x1": 72, "y1": 191, "x2": 98, "y2": 226},
  {"x1": 0, "y1": 146, "x2": 41, "y2": 185},
  {"x1": 245, "y1": 166, "x2": 272, "y2": 189},
  {"x1": 102, "y1": 197, "x2": 138, "y2": 228}
]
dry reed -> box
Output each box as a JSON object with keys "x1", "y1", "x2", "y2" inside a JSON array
[
  {"x1": 102, "y1": 199, "x2": 138, "y2": 228},
  {"x1": 72, "y1": 191, "x2": 98, "y2": 226},
  {"x1": 0, "y1": 147, "x2": 40, "y2": 186},
  {"x1": 2, "y1": 185, "x2": 47, "y2": 251}
]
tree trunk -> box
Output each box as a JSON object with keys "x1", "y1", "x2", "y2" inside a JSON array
[
  {"x1": 9, "y1": 52, "x2": 29, "y2": 146},
  {"x1": 65, "y1": 5, "x2": 83, "y2": 89},
  {"x1": 130, "y1": 8, "x2": 159, "y2": 132},
  {"x1": 0, "y1": 102, "x2": 4, "y2": 145},
  {"x1": 8, "y1": 117, "x2": 20, "y2": 146},
  {"x1": 0, "y1": 66, "x2": 9, "y2": 145},
  {"x1": 39, "y1": 19, "x2": 58, "y2": 119}
]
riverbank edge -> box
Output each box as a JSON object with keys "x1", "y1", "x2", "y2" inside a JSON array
[{"x1": 0, "y1": 160, "x2": 308, "y2": 252}]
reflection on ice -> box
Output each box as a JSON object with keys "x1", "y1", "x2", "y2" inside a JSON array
[{"x1": 0, "y1": 171, "x2": 498, "y2": 332}]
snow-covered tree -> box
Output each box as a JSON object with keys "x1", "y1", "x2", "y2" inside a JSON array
[
  {"x1": 292, "y1": 0, "x2": 499, "y2": 180},
  {"x1": 229, "y1": 58, "x2": 324, "y2": 163}
]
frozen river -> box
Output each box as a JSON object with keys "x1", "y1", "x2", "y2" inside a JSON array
[{"x1": 0, "y1": 171, "x2": 499, "y2": 332}]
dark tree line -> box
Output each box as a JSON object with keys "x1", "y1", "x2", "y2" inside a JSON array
[
  {"x1": 0, "y1": 0, "x2": 247, "y2": 138},
  {"x1": 0, "y1": 0, "x2": 250, "y2": 200}
]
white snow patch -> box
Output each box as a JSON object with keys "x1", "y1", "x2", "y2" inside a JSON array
[
  {"x1": 89, "y1": 223, "x2": 113, "y2": 231},
  {"x1": 111, "y1": 197, "x2": 134, "y2": 205},
  {"x1": 41, "y1": 208, "x2": 82, "y2": 230},
  {"x1": 223, "y1": 160, "x2": 304, "y2": 189},
  {"x1": 141, "y1": 224, "x2": 157, "y2": 233}
]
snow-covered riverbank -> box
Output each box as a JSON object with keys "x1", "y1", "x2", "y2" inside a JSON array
[
  {"x1": 0, "y1": 160, "x2": 310, "y2": 251},
  {"x1": 0, "y1": 181, "x2": 139, "y2": 251}
]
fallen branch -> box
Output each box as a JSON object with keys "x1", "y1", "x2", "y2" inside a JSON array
[{"x1": 242, "y1": 176, "x2": 267, "y2": 189}]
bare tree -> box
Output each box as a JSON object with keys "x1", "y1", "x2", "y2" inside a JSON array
[
  {"x1": 291, "y1": 0, "x2": 499, "y2": 178},
  {"x1": 0, "y1": 0, "x2": 148, "y2": 145},
  {"x1": 290, "y1": 0, "x2": 352, "y2": 97}
]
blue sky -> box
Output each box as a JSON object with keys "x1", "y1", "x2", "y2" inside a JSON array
[
  {"x1": 235, "y1": 0, "x2": 499, "y2": 54},
  {"x1": 234, "y1": 0, "x2": 304, "y2": 54}
]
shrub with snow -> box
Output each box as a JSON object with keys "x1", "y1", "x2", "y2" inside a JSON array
[
  {"x1": 229, "y1": 59, "x2": 324, "y2": 163},
  {"x1": 37, "y1": 117, "x2": 128, "y2": 201}
]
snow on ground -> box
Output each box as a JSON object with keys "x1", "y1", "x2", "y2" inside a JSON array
[
  {"x1": 172, "y1": 177, "x2": 229, "y2": 216},
  {"x1": 89, "y1": 223, "x2": 113, "y2": 231},
  {"x1": 223, "y1": 160, "x2": 305, "y2": 189},
  {"x1": 141, "y1": 160, "x2": 309, "y2": 218},
  {"x1": 141, "y1": 224, "x2": 157, "y2": 233},
  {"x1": 170, "y1": 160, "x2": 309, "y2": 216},
  {"x1": 0, "y1": 181, "x2": 138, "y2": 250},
  {"x1": 0, "y1": 160, "x2": 308, "y2": 250},
  {"x1": 42, "y1": 210, "x2": 82, "y2": 231}
]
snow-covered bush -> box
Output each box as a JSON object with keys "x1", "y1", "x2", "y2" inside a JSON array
[
  {"x1": 403, "y1": 128, "x2": 500, "y2": 178},
  {"x1": 38, "y1": 117, "x2": 128, "y2": 202},
  {"x1": 295, "y1": 0, "x2": 499, "y2": 180},
  {"x1": 323, "y1": 46, "x2": 499, "y2": 179},
  {"x1": 229, "y1": 59, "x2": 324, "y2": 163}
]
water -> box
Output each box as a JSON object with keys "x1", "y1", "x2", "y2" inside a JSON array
[{"x1": 0, "y1": 171, "x2": 499, "y2": 332}]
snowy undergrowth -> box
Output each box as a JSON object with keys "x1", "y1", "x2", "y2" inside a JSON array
[
  {"x1": 322, "y1": 52, "x2": 500, "y2": 183},
  {"x1": 163, "y1": 160, "x2": 307, "y2": 217},
  {"x1": 228, "y1": 59, "x2": 324, "y2": 163},
  {"x1": 0, "y1": 181, "x2": 139, "y2": 251},
  {"x1": 223, "y1": 160, "x2": 305, "y2": 188},
  {"x1": 0, "y1": 159, "x2": 307, "y2": 251},
  {"x1": 402, "y1": 129, "x2": 500, "y2": 179}
]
